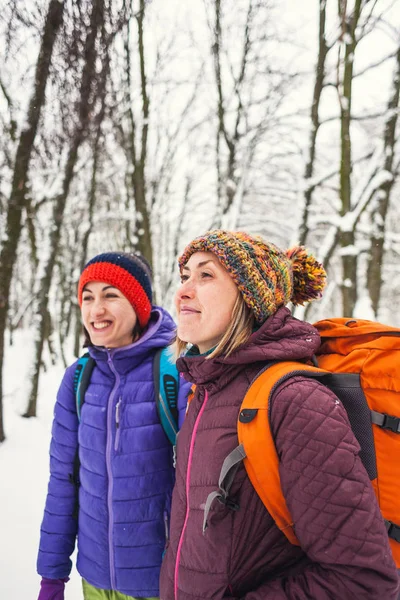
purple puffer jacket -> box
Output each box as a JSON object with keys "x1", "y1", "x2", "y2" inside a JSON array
[
  {"x1": 160, "y1": 307, "x2": 399, "y2": 600},
  {"x1": 37, "y1": 307, "x2": 190, "y2": 597}
]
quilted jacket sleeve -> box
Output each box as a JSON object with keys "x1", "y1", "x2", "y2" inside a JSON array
[
  {"x1": 242, "y1": 377, "x2": 399, "y2": 600},
  {"x1": 37, "y1": 362, "x2": 79, "y2": 579}
]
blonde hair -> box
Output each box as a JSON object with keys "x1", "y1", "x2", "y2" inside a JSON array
[{"x1": 175, "y1": 294, "x2": 254, "y2": 360}]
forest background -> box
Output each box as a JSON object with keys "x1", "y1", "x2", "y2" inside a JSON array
[{"x1": 0, "y1": 0, "x2": 399, "y2": 595}]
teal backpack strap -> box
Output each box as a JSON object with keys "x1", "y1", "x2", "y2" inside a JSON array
[
  {"x1": 73, "y1": 353, "x2": 96, "y2": 422},
  {"x1": 70, "y1": 353, "x2": 95, "y2": 518},
  {"x1": 154, "y1": 346, "x2": 179, "y2": 446}
]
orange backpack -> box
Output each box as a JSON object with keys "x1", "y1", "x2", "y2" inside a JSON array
[{"x1": 202, "y1": 318, "x2": 400, "y2": 566}]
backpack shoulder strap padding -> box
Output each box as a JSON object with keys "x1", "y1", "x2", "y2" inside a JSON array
[
  {"x1": 74, "y1": 353, "x2": 96, "y2": 422},
  {"x1": 154, "y1": 346, "x2": 179, "y2": 446},
  {"x1": 237, "y1": 361, "x2": 329, "y2": 546}
]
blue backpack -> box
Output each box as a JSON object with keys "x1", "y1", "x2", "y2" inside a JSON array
[{"x1": 73, "y1": 346, "x2": 180, "y2": 445}]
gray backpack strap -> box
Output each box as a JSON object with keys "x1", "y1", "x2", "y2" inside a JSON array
[
  {"x1": 371, "y1": 410, "x2": 400, "y2": 433},
  {"x1": 202, "y1": 444, "x2": 246, "y2": 533}
]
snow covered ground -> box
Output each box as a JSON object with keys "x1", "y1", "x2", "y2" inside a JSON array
[{"x1": 0, "y1": 332, "x2": 84, "y2": 599}]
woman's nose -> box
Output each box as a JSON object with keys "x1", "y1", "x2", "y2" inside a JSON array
[
  {"x1": 92, "y1": 298, "x2": 106, "y2": 314},
  {"x1": 177, "y1": 280, "x2": 195, "y2": 299}
]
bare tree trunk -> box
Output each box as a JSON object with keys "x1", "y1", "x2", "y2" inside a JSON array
[
  {"x1": 73, "y1": 120, "x2": 104, "y2": 357},
  {"x1": 24, "y1": 0, "x2": 104, "y2": 418},
  {"x1": 338, "y1": 0, "x2": 362, "y2": 316},
  {"x1": 211, "y1": 0, "x2": 253, "y2": 227},
  {"x1": 132, "y1": 0, "x2": 152, "y2": 266},
  {"x1": 57, "y1": 257, "x2": 74, "y2": 369},
  {"x1": 367, "y1": 46, "x2": 400, "y2": 316},
  {"x1": 0, "y1": 0, "x2": 64, "y2": 440},
  {"x1": 119, "y1": 6, "x2": 152, "y2": 265},
  {"x1": 298, "y1": 0, "x2": 328, "y2": 246},
  {"x1": 212, "y1": 0, "x2": 225, "y2": 225}
]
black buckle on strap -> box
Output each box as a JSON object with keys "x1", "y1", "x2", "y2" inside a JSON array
[
  {"x1": 381, "y1": 414, "x2": 400, "y2": 433},
  {"x1": 386, "y1": 522, "x2": 400, "y2": 543},
  {"x1": 239, "y1": 408, "x2": 258, "y2": 424}
]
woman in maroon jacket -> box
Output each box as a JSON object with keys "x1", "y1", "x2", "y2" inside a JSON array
[{"x1": 160, "y1": 230, "x2": 399, "y2": 600}]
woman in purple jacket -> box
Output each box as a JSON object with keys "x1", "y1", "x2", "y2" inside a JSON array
[
  {"x1": 37, "y1": 252, "x2": 189, "y2": 600},
  {"x1": 160, "y1": 230, "x2": 399, "y2": 600}
]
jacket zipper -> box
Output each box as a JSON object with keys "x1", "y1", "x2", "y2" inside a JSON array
[
  {"x1": 114, "y1": 397, "x2": 122, "y2": 451},
  {"x1": 174, "y1": 390, "x2": 210, "y2": 600},
  {"x1": 106, "y1": 352, "x2": 120, "y2": 591}
]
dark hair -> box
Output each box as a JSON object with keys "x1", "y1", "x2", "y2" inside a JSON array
[{"x1": 82, "y1": 321, "x2": 144, "y2": 348}]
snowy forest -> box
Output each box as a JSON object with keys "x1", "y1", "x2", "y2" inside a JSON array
[{"x1": 0, "y1": 0, "x2": 400, "y2": 446}]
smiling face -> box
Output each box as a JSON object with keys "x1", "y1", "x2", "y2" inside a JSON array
[
  {"x1": 175, "y1": 251, "x2": 239, "y2": 353},
  {"x1": 81, "y1": 281, "x2": 138, "y2": 348}
]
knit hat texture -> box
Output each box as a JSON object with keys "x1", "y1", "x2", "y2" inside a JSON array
[
  {"x1": 78, "y1": 252, "x2": 153, "y2": 327},
  {"x1": 178, "y1": 230, "x2": 326, "y2": 324}
]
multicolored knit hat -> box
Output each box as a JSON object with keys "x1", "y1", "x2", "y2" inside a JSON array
[
  {"x1": 78, "y1": 252, "x2": 153, "y2": 327},
  {"x1": 178, "y1": 230, "x2": 326, "y2": 324}
]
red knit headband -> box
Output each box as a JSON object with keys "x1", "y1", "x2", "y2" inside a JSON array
[{"x1": 78, "y1": 261, "x2": 151, "y2": 327}]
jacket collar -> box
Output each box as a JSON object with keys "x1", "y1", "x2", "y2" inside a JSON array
[
  {"x1": 177, "y1": 307, "x2": 320, "y2": 392},
  {"x1": 88, "y1": 306, "x2": 176, "y2": 375}
]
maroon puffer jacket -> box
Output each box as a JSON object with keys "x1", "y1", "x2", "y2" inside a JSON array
[{"x1": 160, "y1": 307, "x2": 399, "y2": 600}]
